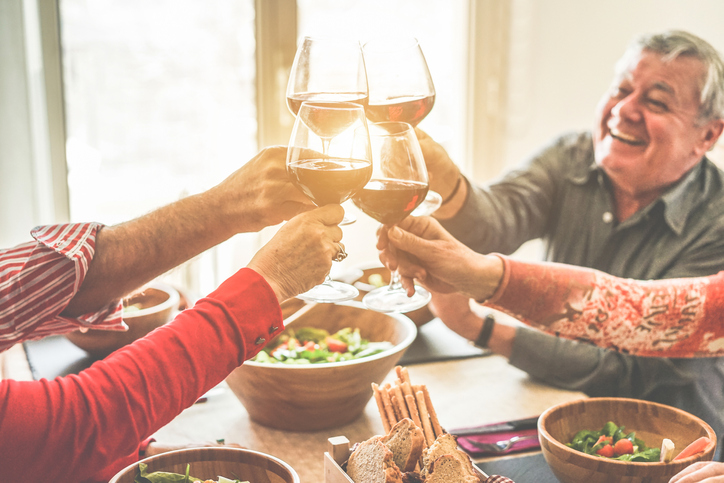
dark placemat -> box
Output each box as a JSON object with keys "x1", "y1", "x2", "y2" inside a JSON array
[
  {"x1": 398, "y1": 318, "x2": 490, "y2": 365},
  {"x1": 23, "y1": 335, "x2": 96, "y2": 380},
  {"x1": 476, "y1": 452, "x2": 559, "y2": 483}
]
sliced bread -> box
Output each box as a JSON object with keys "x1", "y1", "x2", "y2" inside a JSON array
[
  {"x1": 425, "y1": 454, "x2": 480, "y2": 483},
  {"x1": 347, "y1": 436, "x2": 404, "y2": 483},
  {"x1": 421, "y1": 433, "x2": 477, "y2": 480},
  {"x1": 380, "y1": 418, "x2": 425, "y2": 472}
]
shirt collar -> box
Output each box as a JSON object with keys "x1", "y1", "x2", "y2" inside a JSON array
[{"x1": 564, "y1": 154, "x2": 711, "y2": 236}]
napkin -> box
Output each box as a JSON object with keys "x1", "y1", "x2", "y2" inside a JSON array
[{"x1": 450, "y1": 417, "x2": 540, "y2": 457}]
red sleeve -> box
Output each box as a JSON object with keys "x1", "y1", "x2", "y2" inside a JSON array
[
  {"x1": 0, "y1": 267, "x2": 283, "y2": 483},
  {"x1": 486, "y1": 255, "x2": 724, "y2": 358}
]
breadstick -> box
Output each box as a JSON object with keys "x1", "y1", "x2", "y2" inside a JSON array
[
  {"x1": 400, "y1": 381, "x2": 416, "y2": 417},
  {"x1": 390, "y1": 394, "x2": 402, "y2": 421},
  {"x1": 391, "y1": 384, "x2": 410, "y2": 419},
  {"x1": 372, "y1": 383, "x2": 391, "y2": 433},
  {"x1": 405, "y1": 393, "x2": 425, "y2": 444},
  {"x1": 422, "y1": 385, "x2": 443, "y2": 437},
  {"x1": 415, "y1": 388, "x2": 436, "y2": 446},
  {"x1": 380, "y1": 383, "x2": 398, "y2": 427},
  {"x1": 398, "y1": 366, "x2": 412, "y2": 386}
]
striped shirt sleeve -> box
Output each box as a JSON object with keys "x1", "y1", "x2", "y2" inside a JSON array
[{"x1": 0, "y1": 223, "x2": 124, "y2": 353}]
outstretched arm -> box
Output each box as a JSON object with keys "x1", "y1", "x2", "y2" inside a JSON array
[
  {"x1": 381, "y1": 216, "x2": 724, "y2": 358},
  {"x1": 64, "y1": 146, "x2": 313, "y2": 316}
]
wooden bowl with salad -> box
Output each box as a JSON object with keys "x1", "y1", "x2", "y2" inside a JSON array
[
  {"x1": 65, "y1": 281, "x2": 180, "y2": 359},
  {"x1": 538, "y1": 397, "x2": 717, "y2": 483},
  {"x1": 225, "y1": 300, "x2": 417, "y2": 431},
  {"x1": 109, "y1": 446, "x2": 299, "y2": 483}
]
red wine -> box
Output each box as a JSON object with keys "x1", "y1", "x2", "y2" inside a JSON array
[
  {"x1": 365, "y1": 94, "x2": 435, "y2": 127},
  {"x1": 352, "y1": 179, "x2": 429, "y2": 224},
  {"x1": 288, "y1": 158, "x2": 372, "y2": 206},
  {"x1": 287, "y1": 92, "x2": 368, "y2": 116}
]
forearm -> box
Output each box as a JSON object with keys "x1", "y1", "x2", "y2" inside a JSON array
[
  {"x1": 486, "y1": 256, "x2": 724, "y2": 358},
  {"x1": 64, "y1": 190, "x2": 234, "y2": 316},
  {"x1": 1, "y1": 267, "x2": 283, "y2": 482}
]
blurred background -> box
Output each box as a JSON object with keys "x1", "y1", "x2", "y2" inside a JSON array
[{"x1": 2, "y1": 0, "x2": 724, "y2": 301}]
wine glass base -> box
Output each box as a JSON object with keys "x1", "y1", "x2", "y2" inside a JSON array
[
  {"x1": 362, "y1": 284, "x2": 431, "y2": 313},
  {"x1": 340, "y1": 213, "x2": 357, "y2": 225},
  {"x1": 296, "y1": 280, "x2": 359, "y2": 303}
]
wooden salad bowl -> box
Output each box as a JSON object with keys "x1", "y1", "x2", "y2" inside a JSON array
[
  {"x1": 538, "y1": 397, "x2": 717, "y2": 483},
  {"x1": 65, "y1": 282, "x2": 180, "y2": 358},
  {"x1": 226, "y1": 300, "x2": 417, "y2": 431},
  {"x1": 110, "y1": 447, "x2": 299, "y2": 483}
]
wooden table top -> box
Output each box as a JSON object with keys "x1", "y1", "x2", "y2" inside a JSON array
[{"x1": 152, "y1": 355, "x2": 586, "y2": 482}]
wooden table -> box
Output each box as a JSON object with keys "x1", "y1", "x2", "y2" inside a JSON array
[{"x1": 151, "y1": 355, "x2": 586, "y2": 482}]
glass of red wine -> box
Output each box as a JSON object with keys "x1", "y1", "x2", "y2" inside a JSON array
[
  {"x1": 362, "y1": 36, "x2": 441, "y2": 218},
  {"x1": 287, "y1": 101, "x2": 373, "y2": 303},
  {"x1": 287, "y1": 36, "x2": 369, "y2": 224},
  {"x1": 352, "y1": 121, "x2": 431, "y2": 313}
]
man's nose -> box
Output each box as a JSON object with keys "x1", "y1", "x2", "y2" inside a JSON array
[{"x1": 611, "y1": 94, "x2": 643, "y2": 123}]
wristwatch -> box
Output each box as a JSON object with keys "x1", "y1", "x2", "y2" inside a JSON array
[{"x1": 472, "y1": 314, "x2": 495, "y2": 349}]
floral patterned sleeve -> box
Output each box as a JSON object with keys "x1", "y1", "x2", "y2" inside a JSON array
[{"x1": 486, "y1": 255, "x2": 724, "y2": 358}]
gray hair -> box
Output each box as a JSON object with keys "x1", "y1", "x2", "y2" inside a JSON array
[{"x1": 617, "y1": 30, "x2": 724, "y2": 122}]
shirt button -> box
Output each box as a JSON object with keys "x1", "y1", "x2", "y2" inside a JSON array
[
  {"x1": 602, "y1": 212, "x2": 614, "y2": 223},
  {"x1": 255, "y1": 337, "x2": 266, "y2": 345}
]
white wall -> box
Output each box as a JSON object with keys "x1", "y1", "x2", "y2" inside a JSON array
[{"x1": 503, "y1": 0, "x2": 724, "y2": 173}]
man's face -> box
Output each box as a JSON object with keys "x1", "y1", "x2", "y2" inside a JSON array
[{"x1": 593, "y1": 49, "x2": 720, "y2": 196}]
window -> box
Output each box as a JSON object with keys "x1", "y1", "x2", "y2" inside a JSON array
[{"x1": 58, "y1": 0, "x2": 259, "y2": 297}]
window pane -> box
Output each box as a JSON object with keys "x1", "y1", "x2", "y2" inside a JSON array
[{"x1": 59, "y1": 0, "x2": 257, "y2": 224}]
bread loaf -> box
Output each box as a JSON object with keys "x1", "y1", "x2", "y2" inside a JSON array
[
  {"x1": 421, "y1": 433, "x2": 478, "y2": 481},
  {"x1": 347, "y1": 436, "x2": 404, "y2": 483},
  {"x1": 381, "y1": 418, "x2": 425, "y2": 472}
]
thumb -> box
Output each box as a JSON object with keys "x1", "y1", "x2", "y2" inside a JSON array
[{"x1": 388, "y1": 225, "x2": 434, "y2": 260}]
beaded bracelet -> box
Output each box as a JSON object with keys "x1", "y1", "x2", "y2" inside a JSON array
[{"x1": 440, "y1": 174, "x2": 463, "y2": 206}]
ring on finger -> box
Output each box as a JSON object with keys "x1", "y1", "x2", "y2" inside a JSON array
[{"x1": 333, "y1": 243, "x2": 348, "y2": 262}]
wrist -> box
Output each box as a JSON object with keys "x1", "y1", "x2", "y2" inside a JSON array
[
  {"x1": 433, "y1": 175, "x2": 468, "y2": 220},
  {"x1": 468, "y1": 254, "x2": 504, "y2": 303},
  {"x1": 471, "y1": 314, "x2": 495, "y2": 348}
]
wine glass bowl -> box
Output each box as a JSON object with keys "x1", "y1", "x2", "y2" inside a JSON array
[
  {"x1": 286, "y1": 36, "x2": 368, "y2": 117},
  {"x1": 362, "y1": 36, "x2": 435, "y2": 127},
  {"x1": 352, "y1": 122, "x2": 431, "y2": 313},
  {"x1": 287, "y1": 101, "x2": 372, "y2": 303}
]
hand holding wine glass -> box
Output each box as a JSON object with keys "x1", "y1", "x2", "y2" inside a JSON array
[
  {"x1": 286, "y1": 101, "x2": 372, "y2": 303},
  {"x1": 352, "y1": 121, "x2": 431, "y2": 313}
]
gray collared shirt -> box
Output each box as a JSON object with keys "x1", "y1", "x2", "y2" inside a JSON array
[{"x1": 443, "y1": 130, "x2": 724, "y2": 442}]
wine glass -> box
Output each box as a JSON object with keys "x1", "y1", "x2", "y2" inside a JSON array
[
  {"x1": 287, "y1": 101, "x2": 372, "y2": 303},
  {"x1": 352, "y1": 121, "x2": 431, "y2": 313},
  {"x1": 286, "y1": 36, "x2": 368, "y2": 115},
  {"x1": 362, "y1": 36, "x2": 441, "y2": 217},
  {"x1": 287, "y1": 36, "x2": 369, "y2": 224}
]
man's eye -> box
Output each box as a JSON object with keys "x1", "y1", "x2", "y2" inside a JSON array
[{"x1": 646, "y1": 99, "x2": 669, "y2": 112}]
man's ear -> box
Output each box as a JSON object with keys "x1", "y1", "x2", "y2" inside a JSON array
[{"x1": 699, "y1": 118, "x2": 724, "y2": 153}]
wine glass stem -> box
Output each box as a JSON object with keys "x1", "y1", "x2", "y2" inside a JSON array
[{"x1": 388, "y1": 270, "x2": 404, "y2": 291}]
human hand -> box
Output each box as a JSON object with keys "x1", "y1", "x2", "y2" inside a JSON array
[
  {"x1": 669, "y1": 461, "x2": 724, "y2": 482},
  {"x1": 415, "y1": 129, "x2": 461, "y2": 200},
  {"x1": 210, "y1": 146, "x2": 315, "y2": 233},
  {"x1": 378, "y1": 216, "x2": 503, "y2": 301},
  {"x1": 248, "y1": 205, "x2": 344, "y2": 302}
]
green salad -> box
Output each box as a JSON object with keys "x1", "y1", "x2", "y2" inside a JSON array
[
  {"x1": 252, "y1": 327, "x2": 393, "y2": 364},
  {"x1": 567, "y1": 421, "x2": 660, "y2": 462},
  {"x1": 134, "y1": 463, "x2": 247, "y2": 483}
]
